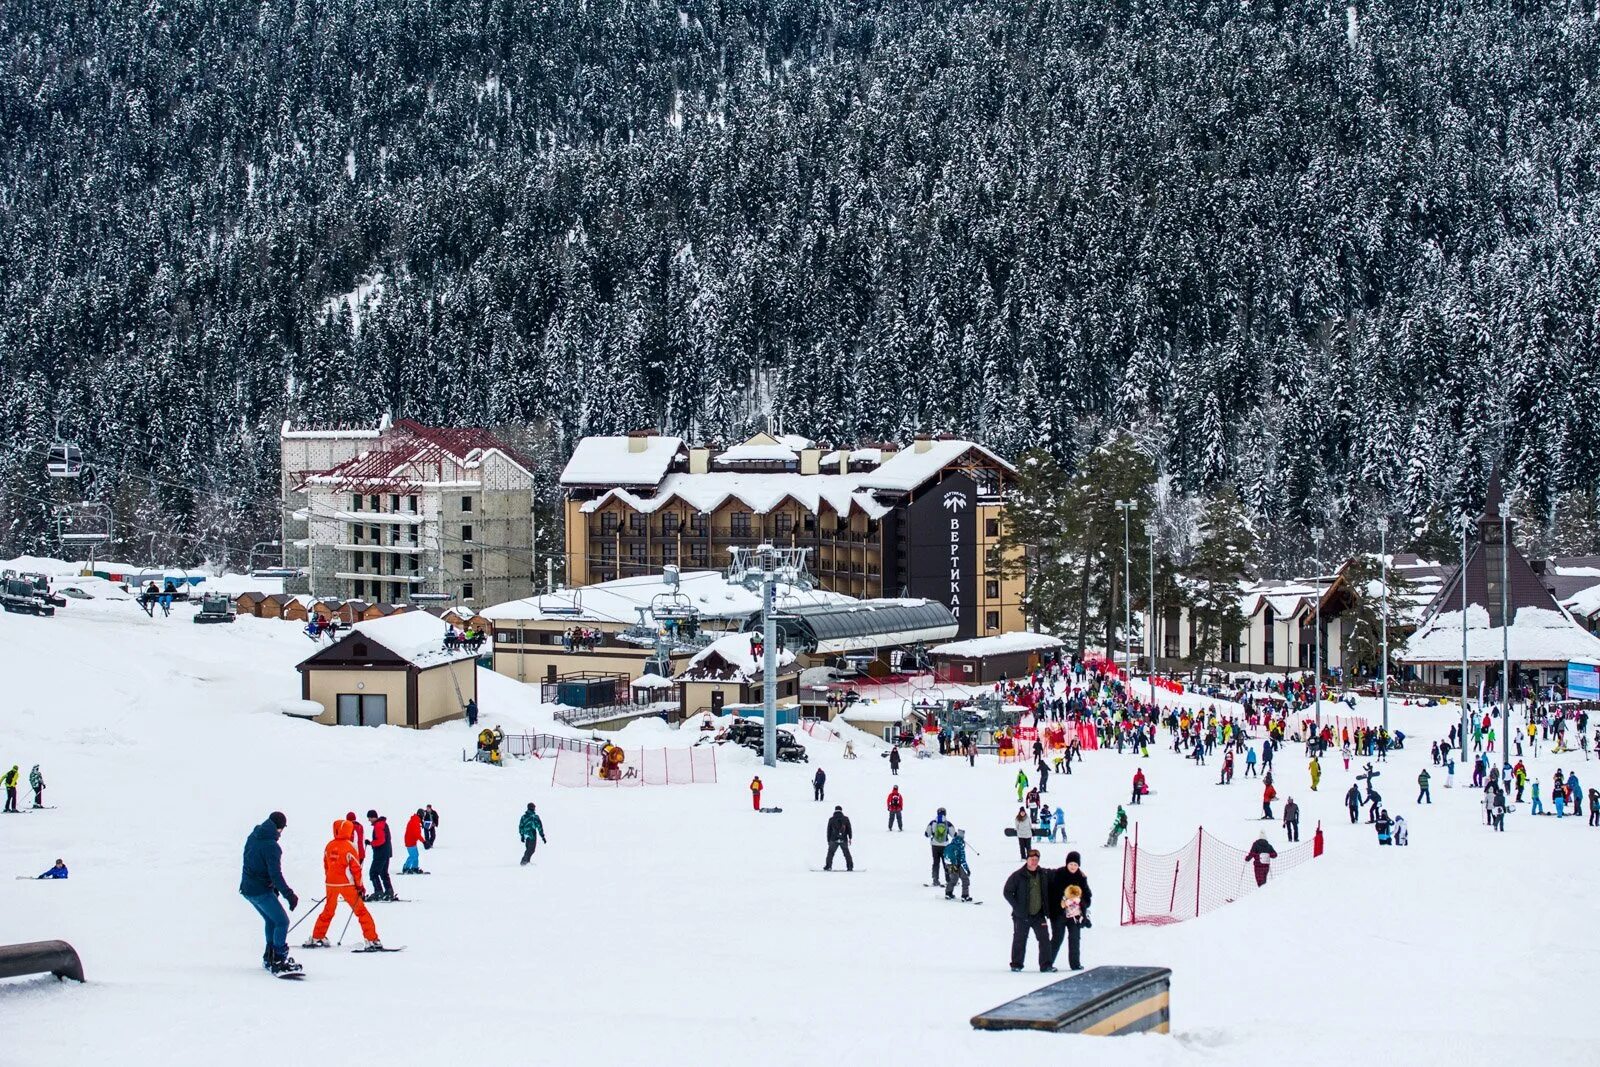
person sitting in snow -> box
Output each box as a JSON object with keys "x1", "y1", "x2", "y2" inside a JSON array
[{"x1": 36, "y1": 858, "x2": 68, "y2": 879}]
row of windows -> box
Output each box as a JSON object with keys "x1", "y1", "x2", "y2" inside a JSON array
[
  {"x1": 351, "y1": 494, "x2": 476, "y2": 513},
  {"x1": 594, "y1": 510, "x2": 1002, "y2": 538},
  {"x1": 348, "y1": 579, "x2": 475, "y2": 601}
]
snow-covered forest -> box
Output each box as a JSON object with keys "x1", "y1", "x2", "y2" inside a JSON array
[{"x1": 3, "y1": 0, "x2": 1599, "y2": 566}]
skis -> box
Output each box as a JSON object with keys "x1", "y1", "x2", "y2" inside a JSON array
[
  {"x1": 810, "y1": 868, "x2": 861, "y2": 873},
  {"x1": 351, "y1": 945, "x2": 405, "y2": 953}
]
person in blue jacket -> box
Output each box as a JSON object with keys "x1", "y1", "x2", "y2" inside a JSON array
[
  {"x1": 239, "y1": 812, "x2": 300, "y2": 974},
  {"x1": 37, "y1": 858, "x2": 68, "y2": 879}
]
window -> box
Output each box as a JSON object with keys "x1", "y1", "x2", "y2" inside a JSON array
[
  {"x1": 803, "y1": 514, "x2": 816, "y2": 533},
  {"x1": 690, "y1": 543, "x2": 708, "y2": 566},
  {"x1": 601, "y1": 513, "x2": 619, "y2": 534},
  {"x1": 462, "y1": 583, "x2": 474, "y2": 601},
  {"x1": 690, "y1": 512, "x2": 707, "y2": 533},
  {"x1": 985, "y1": 518, "x2": 1000, "y2": 537},
  {"x1": 629, "y1": 513, "x2": 646, "y2": 534},
  {"x1": 462, "y1": 524, "x2": 474, "y2": 543},
  {"x1": 662, "y1": 542, "x2": 679, "y2": 564},
  {"x1": 407, "y1": 495, "x2": 418, "y2": 513},
  {"x1": 389, "y1": 494, "x2": 400, "y2": 511},
  {"x1": 352, "y1": 494, "x2": 362, "y2": 512},
  {"x1": 629, "y1": 543, "x2": 647, "y2": 564},
  {"x1": 462, "y1": 553, "x2": 475, "y2": 572},
  {"x1": 461, "y1": 495, "x2": 474, "y2": 513},
  {"x1": 369, "y1": 495, "x2": 380, "y2": 511},
  {"x1": 985, "y1": 579, "x2": 1000, "y2": 599},
  {"x1": 731, "y1": 512, "x2": 751, "y2": 536},
  {"x1": 986, "y1": 611, "x2": 1000, "y2": 631},
  {"x1": 776, "y1": 513, "x2": 793, "y2": 536},
  {"x1": 599, "y1": 542, "x2": 617, "y2": 562},
  {"x1": 663, "y1": 511, "x2": 680, "y2": 533}
]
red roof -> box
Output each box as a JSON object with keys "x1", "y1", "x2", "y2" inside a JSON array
[{"x1": 303, "y1": 419, "x2": 527, "y2": 492}]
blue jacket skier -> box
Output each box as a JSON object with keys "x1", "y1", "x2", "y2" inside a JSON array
[
  {"x1": 239, "y1": 812, "x2": 300, "y2": 974},
  {"x1": 36, "y1": 859, "x2": 68, "y2": 879}
]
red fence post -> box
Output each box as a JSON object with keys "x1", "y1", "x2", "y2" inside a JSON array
[{"x1": 1194, "y1": 827, "x2": 1204, "y2": 918}]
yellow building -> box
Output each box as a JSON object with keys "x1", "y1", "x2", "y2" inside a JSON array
[
  {"x1": 559, "y1": 431, "x2": 1024, "y2": 639},
  {"x1": 296, "y1": 612, "x2": 478, "y2": 729}
]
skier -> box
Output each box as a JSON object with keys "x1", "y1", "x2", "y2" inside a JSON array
[
  {"x1": 303, "y1": 819, "x2": 382, "y2": 951},
  {"x1": 750, "y1": 775, "x2": 764, "y2": 811},
  {"x1": 1308, "y1": 755, "x2": 1321, "y2": 792},
  {"x1": 1244, "y1": 746, "x2": 1258, "y2": 777},
  {"x1": 1130, "y1": 768, "x2": 1147, "y2": 805},
  {"x1": 401, "y1": 809, "x2": 425, "y2": 873},
  {"x1": 813, "y1": 766, "x2": 826, "y2": 802},
  {"x1": 1261, "y1": 779, "x2": 1277, "y2": 820},
  {"x1": 1012, "y1": 807, "x2": 1034, "y2": 859},
  {"x1": 1003, "y1": 848, "x2": 1052, "y2": 973},
  {"x1": 1051, "y1": 806, "x2": 1066, "y2": 843},
  {"x1": 889, "y1": 747, "x2": 901, "y2": 776},
  {"x1": 926, "y1": 808, "x2": 955, "y2": 882},
  {"x1": 886, "y1": 785, "x2": 904, "y2": 831},
  {"x1": 36, "y1": 858, "x2": 68, "y2": 879},
  {"x1": 1247, "y1": 836, "x2": 1277, "y2": 887},
  {"x1": 345, "y1": 811, "x2": 366, "y2": 862},
  {"x1": 1344, "y1": 783, "x2": 1361, "y2": 824},
  {"x1": 1530, "y1": 780, "x2": 1544, "y2": 816},
  {"x1": 239, "y1": 812, "x2": 300, "y2": 975},
  {"x1": 942, "y1": 828, "x2": 972, "y2": 901},
  {"x1": 1569, "y1": 771, "x2": 1583, "y2": 817},
  {"x1": 1219, "y1": 750, "x2": 1235, "y2": 785},
  {"x1": 1037, "y1": 757, "x2": 1051, "y2": 794},
  {"x1": 1282, "y1": 796, "x2": 1300, "y2": 842},
  {"x1": 1047, "y1": 851, "x2": 1092, "y2": 972},
  {"x1": 422, "y1": 804, "x2": 439, "y2": 849},
  {"x1": 1589, "y1": 787, "x2": 1600, "y2": 827},
  {"x1": 27, "y1": 765, "x2": 44, "y2": 808},
  {"x1": 1014, "y1": 768, "x2": 1029, "y2": 802},
  {"x1": 365, "y1": 810, "x2": 395, "y2": 901},
  {"x1": 518, "y1": 802, "x2": 546, "y2": 865},
  {"x1": 824, "y1": 805, "x2": 854, "y2": 872},
  {"x1": 1, "y1": 765, "x2": 17, "y2": 812},
  {"x1": 1104, "y1": 805, "x2": 1128, "y2": 848}
]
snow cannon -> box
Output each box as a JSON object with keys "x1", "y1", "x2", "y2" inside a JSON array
[{"x1": 598, "y1": 742, "x2": 625, "y2": 780}]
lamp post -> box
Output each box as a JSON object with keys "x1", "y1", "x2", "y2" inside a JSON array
[
  {"x1": 1145, "y1": 520, "x2": 1157, "y2": 695},
  {"x1": 1311, "y1": 527, "x2": 1323, "y2": 728},
  {"x1": 1499, "y1": 501, "x2": 1512, "y2": 733},
  {"x1": 1115, "y1": 500, "x2": 1138, "y2": 678},
  {"x1": 731, "y1": 544, "x2": 814, "y2": 767},
  {"x1": 1378, "y1": 517, "x2": 1389, "y2": 734},
  {"x1": 1460, "y1": 513, "x2": 1470, "y2": 761}
]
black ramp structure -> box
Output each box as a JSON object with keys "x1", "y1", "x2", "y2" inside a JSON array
[
  {"x1": 971, "y1": 965, "x2": 1170, "y2": 1036},
  {"x1": 0, "y1": 940, "x2": 86, "y2": 983}
]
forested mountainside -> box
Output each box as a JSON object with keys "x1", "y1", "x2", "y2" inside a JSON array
[{"x1": 4, "y1": 0, "x2": 1599, "y2": 571}]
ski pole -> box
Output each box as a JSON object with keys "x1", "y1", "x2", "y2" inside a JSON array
[
  {"x1": 336, "y1": 908, "x2": 355, "y2": 946},
  {"x1": 285, "y1": 897, "x2": 326, "y2": 936}
]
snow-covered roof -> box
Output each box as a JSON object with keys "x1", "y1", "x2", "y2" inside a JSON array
[
  {"x1": 560, "y1": 435, "x2": 686, "y2": 487},
  {"x1": 682, "y1": 632, "x2": 797, "y2": 680},
  {"x1": 346, "y1": 611, "x2": 480, "y2": 668},
  {"x1": 855, "y1": 440, "x2": 1015, "y2": 491},
  {"x1": 1400, "y1": 604, "x2": 1600, "y2": 665},
  {"x1": 631, "y1": 673, "x2": 677, "y2": 689},
  {"x1": 930, "y1": 632, "x2": 1065, "y2": 657},
  {"x1": 820, "y1": 447, "x2": 884, "y2": 467},
  {"x1": 479, "y1": 570, "x2": 854, "y2": 626},
  {"x1": 1563, "y1": 584, "x2": 1600, "y2": 620},
  {"x1": 838, "y1": 699, "x2": 907, "y2": 724},
  {"x1": 579, "y1": 472, "x2": 892, "y2": 519},
  {"x1": 713, "y1": 444, "x2": 798, "y2": 465}
]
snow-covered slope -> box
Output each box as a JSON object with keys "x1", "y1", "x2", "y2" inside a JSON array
[{"x1": 0, "y1": 599, "x2": 1591, "y2": 1066}]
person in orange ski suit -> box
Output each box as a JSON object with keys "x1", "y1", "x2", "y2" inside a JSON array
[{"x1": 308, "y1": 819, "x2": 380, "y2": 947}]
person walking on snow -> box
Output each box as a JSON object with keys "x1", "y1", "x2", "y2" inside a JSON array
[
  {"x1": 1015, "y1": 769, "x2": 1029, "y2": 803},
  {"x1": 1530, "y1": 780, "x2": 1544, "y2": 816},
  {"x1": 824, "y1": 806, "x2": 854, "y2": 872},
  {"x1": 813, "y1": 767, "x2": 827, "y2": 802},
  {"x1": 2, "y1": 765, "x2": 18, "y2": 812},
  {"x1": 422, "y1": 805, "x2": 439, "y2": 849},
  {"x1": 927, "y1": 808, "x2": 955, "y2": 882},
  {"x1": 402, "y1": 809, "x2": 425, "y2": 873},
  {"x1": 1219, "y1": 750, "x2": 1235, "y2": 785},
  {"x1": 239, "y1": 812, "x2": 300, "y2": 975},
  {"x1": 1012, "y1": 807, "x2": 1034, "y2": 859},
  {"x1": 1051, "y1": 806, "x2": 1066, "y2": 843},
  {"x1": 1309, "y1": 756, "x2": 1321, "y2": 792},
  {"x1": 942, "y1": 829, "x2": 972, "y2": 901},
  {"x1": 1417, "y1": 769, "x2": 1432, "y2": 804},
  {"x1": 1282, "y1": 797, "x2": 1300, "y2": 842},
  {"x1": 889, "y1": 747, "x2": 901, "y2": 776},
  {"x1": 1261, "y1": 780, "x2": 1277, "y2": 820},
  {"x1": 750, "y1": 776, "x2": 764, "y2": 811},
  {"x1": 1244, "y1": 746, "x2": 1259, "y2": 777},
  {"x1": 519, "y1": 803, "x2": 546, "y2": 864},
  {"x1": 1247, "y1": 836, "x2": 1278, "y2": 887},
  {"x1": 1003, "y1": 848, "x2": 1052, "y2": 973},
  {"x1": 887, "y1": 786, "x2": 905, "y2": 830},
  {"x1": 303, "y1": 819, "x2": 382, "y2": 951},
  {"x1": 366, "y1": 810, "x2": 395, "y2": 901}
]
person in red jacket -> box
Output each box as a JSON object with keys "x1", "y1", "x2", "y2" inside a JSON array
[
  {"x1": 887, "y1": 785, "x2": 904, "y2": 831},
  {"x1": 1131, "y1": 768, "x2": 1147, "y2": 805},
  {"x1": 304, "y1": 819, "x2": 382, "y2": 950},
  {"x1": 346, "y1": 811, "x2": 366, "y2": 862},
  {"x1": 750, "y1": 776, "x2": 763, "y2": 811},
  {"x1": 1261, "y1": 780, "x2": 1277, "y2": 820},
  {"x1": 402, "y1": 809, "x2": 425, "y2": 873}
]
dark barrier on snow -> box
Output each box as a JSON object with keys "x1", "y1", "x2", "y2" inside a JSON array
[
  {"x1": 971, "y1": 965, "x2": 1170, "y2": 1036},
  {"x1": 0, "y1": 940, "x2": 85, "y2": 983}
]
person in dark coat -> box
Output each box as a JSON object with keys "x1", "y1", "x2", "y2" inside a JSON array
[
  {"x1": 239, "y1": 812, "x2": 299, "y2": 972},
  {"x1": 889, "y1": 747, "x2": 901, "y2": 776},
  {"x1": 1247, "y1": 836, "x2": 1278, "y2": 887},
  {"x1": 1046, "y1": 850, "x2": 1092, "y2": 971},
  {"x1": 825, "y1": 806, "x2": 854, "y2": 871},
  {"x1": 813, "y1": 767, "x2": 827, "y2": 802},
  {"x1": 1002, "y1": 848, "x2": 1053, "y2": 972},
  {"x1": 1281, "y1": 797, "x2": 1300, "y2": 842},
  {"x1": 422, "y1": 804, "x2": 440, "y2": 849},
  {"x1": 366, "y1": 810, "x2": 395, "y2": 900}
]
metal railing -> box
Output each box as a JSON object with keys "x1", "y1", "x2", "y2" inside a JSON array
[
  {"x1": 553, "y1": 702, "x2": 672, "y2": 728},
  {"x1": 462, "y1": 732, "x2": 608, "y2": 763}
]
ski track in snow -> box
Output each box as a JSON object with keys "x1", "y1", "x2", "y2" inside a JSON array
[{"x1": 0, "y1": 598, "x2": 1593, "y2": 1065}]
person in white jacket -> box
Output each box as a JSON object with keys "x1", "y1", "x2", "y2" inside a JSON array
[{"x1": 1013, "y1": 808, "x2": 1034, "y2": 859}]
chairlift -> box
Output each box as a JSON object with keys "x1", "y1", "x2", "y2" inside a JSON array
[{"x1": 47, "y1": 441, "x2": 83, "y2": 479}]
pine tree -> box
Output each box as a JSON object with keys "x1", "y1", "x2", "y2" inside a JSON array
[{"x1": 1184, "y1": 488, "x2": 1258, "y2": 679}]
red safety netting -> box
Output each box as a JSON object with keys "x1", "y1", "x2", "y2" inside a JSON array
[
  {"x1": 1120, "y1": 823, "x2": 1322, "y2": 926},
  {"x1": 550, "y1": 746, "x2": 718, "y2": 787},
  {"x1": 800, "y1": 719, "x2": 843, "y2": 742}
]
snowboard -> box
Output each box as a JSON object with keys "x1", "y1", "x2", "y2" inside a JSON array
[
  {"x1": 810, "y1": 868, "x2": 861, "y2": 873},
  {"x1": 758, "y1": 807, "x2": 784, "y2": 813},
  {"x1": 351, "y1": 945, "x2": 405, "y2": 953},
  {"x1": 398, "y1": 869, "x2": 430, "y2": 876},
  {"x1": 273, "y1": 970, "x2": 306, "y2": 980},
  {"x1": 364, "y1": 895, "x2": 406, "y2": 903}
]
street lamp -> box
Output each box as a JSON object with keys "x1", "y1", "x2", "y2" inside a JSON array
[
  {"x1": 1378, "y1": 517, "x2": 1389, "y2": 734},
  {"x1": 1115, "y1": 500, "x2": 1138, "y2": 678},
  {"x1": 730, "y1": 544, "x2": 814, "y2": 767},
  {"x1": 1499, "y1": 501, "x2": 1511, "y2": 738},
  {"x1": 1145, "y1": 520, "x2": 1157, "y2": 697},
  {"x1": 1311, "y1": 527, "x2": 1323, "y2": 729},
  {"x1": 1460, "y1": 513, "x2": 1470, "y2": 762}
]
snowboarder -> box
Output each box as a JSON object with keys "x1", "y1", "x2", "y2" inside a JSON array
[
  {"x1": 1003, "y1": 849, "x2": 1053, "y2": 972},
  {"x1": 303, "y1": 819, "x2": 382, "y2": 951},
  {"x1": 36, "y1": 859, "x2": 68, "y2": 879},
  {"x1": 927, "y1": 808, "x2": 954, "y2": 882},
  {"x1": 1047, "y1": 851, "x2": 1092, "y2": 971},
  {"x1": 422, "y1": 804, "x2": 439, "y2": 849},
  {"x1": 519, "y1": 802, "x2": 546, "y2": 864},
  {"x1": 1375, "y1": 808, "x2": 1393, "y2": 844},
  {"x1": 1130, "y1": 768, "x2": 1147, "y2": 805},
  {"x1": 366, "y1": 810, "x2": 395, "y2": 901},
  {"x1": 824, "y1": 805, "x2": 854, "y2": 871},
  {"x1": 813, "y1": 767, "x2": 826, "y2": 802},
  {"x1": 27, "y1": 765, "x2": 44, "y2": 808},
  {"x1": 889, "y1": 747, "x2": 901, "y2": 776},
  {"x1": 942, "y1": 828, "x2": 972, "y2": 901},
  {"x1": 401, "y1": 809, "x2": 425, "y2": 873},
  {"x1": 1105, "y1": 805, "x2": 1128, "y2": 848},
  {"x1": 1, "y1": 765, "x2": 17, "y2": 812},
  {"x1": 887, "y1": 786, "x2": 904, "y2": 830},
  {"x1": 750, "y1": 776, "x2": 764, "y2": 811},
  {"x1": 1247, "y1": 836, "x2": 1278, "y2": 887},
  {"x1": 239, "y1": 812, "x2": 300, "y2": 975}
]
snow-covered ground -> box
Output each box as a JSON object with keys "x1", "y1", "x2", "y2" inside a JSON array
[{"x1": 0, "y1": 598, "x2": 1593, "y2": 1065}]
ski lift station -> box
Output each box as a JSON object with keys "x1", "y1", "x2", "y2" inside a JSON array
[{"x1": 295, "y1": 612, "x2": 478, "y2": 729}]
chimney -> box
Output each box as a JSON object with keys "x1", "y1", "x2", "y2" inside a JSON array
[
  {"x1": 626, "y1": 428, "x2": 657, "y2": 454},
  {"x1": 690, "y1": 446, "x2": 712, "y2": 474},
  {"x1": 913, "y1": 434, "x2": 933, "y2": 454},
  {"x1": 800, "y1": 447, "x2": 821, "y2": 475}
]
